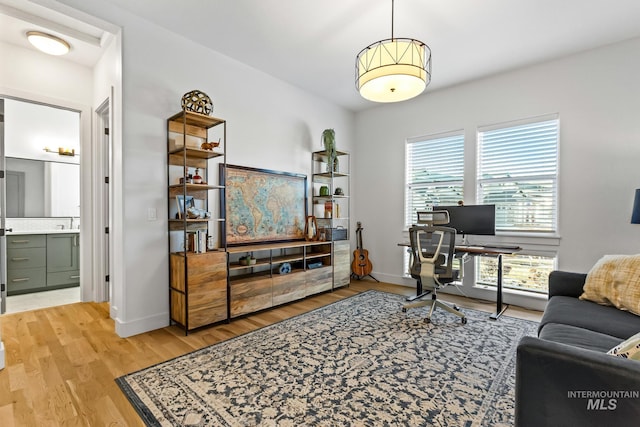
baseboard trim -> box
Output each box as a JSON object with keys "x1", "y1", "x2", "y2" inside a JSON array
[{"x1": 114, "y1": 312, "x2": 169, "y2": 338}]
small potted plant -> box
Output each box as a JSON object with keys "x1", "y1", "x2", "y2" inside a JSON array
[{"x1": 239, "y1": 255, "x2": 256, "y2": 266}]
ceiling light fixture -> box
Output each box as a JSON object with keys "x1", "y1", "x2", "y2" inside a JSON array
[
  {"x1": 26, "y1": 31, "x2": 71, "y2": 56},
  {"x1": 355, "y1": 0, "x2": 431, "y2": 103}
]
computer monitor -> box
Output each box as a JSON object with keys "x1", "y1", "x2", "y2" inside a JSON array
[{"x1": 434, "y1": 204, "x2": 496, "y2": 236}]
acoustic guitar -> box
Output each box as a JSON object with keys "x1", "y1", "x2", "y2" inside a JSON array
[{"x1": 352, "y1": 221, "x2": 373, "y2": 277}]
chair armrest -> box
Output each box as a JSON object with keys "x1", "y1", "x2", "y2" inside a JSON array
[
  {"x1": 516, "y1": 336, "x2": 640, "y2": 427},
  {"x1": 548, "y1": 270, "x2": 587, "y2": 299}
]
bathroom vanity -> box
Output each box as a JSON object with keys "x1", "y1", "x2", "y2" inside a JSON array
[{"x1": 6, "y1": 231, "x2": 80, "y2": 295}]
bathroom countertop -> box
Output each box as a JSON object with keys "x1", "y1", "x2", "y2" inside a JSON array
[{"x1": 7, "y1": 229, "x2": 80, "y2": 235}]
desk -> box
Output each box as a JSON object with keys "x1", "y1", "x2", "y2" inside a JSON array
[
  {"x1": 456, "y1": 245, "x2": 521, "y2": 320},
  {"x1": 398, "y1": 243, "x2": 521, "y2": 320}
]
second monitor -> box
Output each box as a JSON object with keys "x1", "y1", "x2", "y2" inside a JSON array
[{"x1": 433, "y1": 204, "x2": 496, "y2": 236}]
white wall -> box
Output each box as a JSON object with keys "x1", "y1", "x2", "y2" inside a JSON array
[
  {"x1": 0, "y1": 42, "x2": 92, "y2": 106},
  {"x1": 55, "y1": 0, "x2": 355, "y2": 336},
  {"x1": 355, "y1": 37, "x2": 640, "y2": 304},
  {"x1": 4, "y1": 99, "x2": 81, "y2": 163}
]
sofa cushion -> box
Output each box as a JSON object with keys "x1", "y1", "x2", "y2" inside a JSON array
[
  {"x1": 540, "y1": 295, "x2": 640, "y2": 339},
  {"x1": 580, "y1": 254, "x2": 640, "y2": 316},
  {"x1": 607, "y1": 331, "x2": 640, "y2": 360},
  {"x1": 539, "y1": 322, "x2": 623, "y2": 352}
]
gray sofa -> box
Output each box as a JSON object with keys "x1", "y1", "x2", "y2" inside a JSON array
[{"x1": 516, "y1": 270, "x2": 640, "y2": 427}]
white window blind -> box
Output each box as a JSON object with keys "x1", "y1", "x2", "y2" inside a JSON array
[
  {"x1": 477, "y1": 117, "x2": 559, "y2": 233},
  {"x1": 405, "y1": 132, "x2": 464, "y2": 227}
]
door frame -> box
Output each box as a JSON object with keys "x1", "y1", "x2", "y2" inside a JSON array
[
  {"x1": 0, "y1": 91, "x2": 93, "y2": 303},
  {"x1": 94, "y1": 96, "x2": 111, "y2": 302},
  {"x1": 1, "y1": 98, "x2": 6, "y2": 317}
]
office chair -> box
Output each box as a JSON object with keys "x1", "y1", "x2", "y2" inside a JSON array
[{"x1": 402, "y1": 224, "x2": 467, "y2": 324}]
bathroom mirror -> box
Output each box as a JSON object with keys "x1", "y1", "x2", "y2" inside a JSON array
[{"x1": 6, "y1": 157, "x2": 80, "y2": 218}]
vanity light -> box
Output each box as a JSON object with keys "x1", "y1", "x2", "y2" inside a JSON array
[
  {"x1": 26, "y1": 31, "x2": 71, "y2": 56},
  {"x1": 44, "y1": 147, "x2": 78, "y2": 157}
]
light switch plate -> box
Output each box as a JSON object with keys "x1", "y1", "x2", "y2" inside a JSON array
[{"x1": 147, "y1": 207, "x2": 157, "y2": 221}]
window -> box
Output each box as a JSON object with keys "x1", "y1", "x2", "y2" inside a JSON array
[
  {"x1": 477, "y1": 117, "x2": 559, "y2": 233},
  {"x1": 476, "y1": 116, "x2": 559, "y2": 293},
  {"x1": 477, "y1": 254, "x2": 556, "y2": 294},
  {"x1": 405, "y1": 132, "x2": 464, "y2": 227}
]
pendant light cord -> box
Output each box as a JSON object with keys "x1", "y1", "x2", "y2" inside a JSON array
[{"x1": 391, "y1": 0, "x2": 395, "y2": 40}]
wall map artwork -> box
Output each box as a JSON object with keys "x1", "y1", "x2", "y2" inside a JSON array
[{"x1": 220, "y1": 164, "x2": 307, "y2": 245}]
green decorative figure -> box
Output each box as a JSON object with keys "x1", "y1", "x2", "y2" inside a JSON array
[{"x1": 322, "y1": 128, "x2": 337, "y2": 172}]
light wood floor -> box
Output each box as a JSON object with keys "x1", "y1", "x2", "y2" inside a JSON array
[{"x1": 0, "y1": 281, "x2": 542, "y2": 426}]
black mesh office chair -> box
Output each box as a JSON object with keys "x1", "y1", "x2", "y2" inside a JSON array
[{"x1": 402, "y1": 224, "x2": 467, "y2": 324}]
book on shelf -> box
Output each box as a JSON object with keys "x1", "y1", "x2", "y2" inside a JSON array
[{"x1": 187, "y1": 230, "x2": 209, "y2": 253}]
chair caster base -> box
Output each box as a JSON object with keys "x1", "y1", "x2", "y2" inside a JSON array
[
  {"x1": 425, "y1": 318, "x2": 432, "y2": 324},
  {"x1": 401, "y1": 307, "x2": 407, "y2": 313},
  {"x1": 461, "y1": 317, "x2": 467, "y2": 324}
]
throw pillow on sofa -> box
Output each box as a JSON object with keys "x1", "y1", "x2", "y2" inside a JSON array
[
  {"x1": 607, "y1": 331, "x2": 640, "y2": 360},
  {"x1": 580, "y1": 254, "x2": 640, "y2": 316}
]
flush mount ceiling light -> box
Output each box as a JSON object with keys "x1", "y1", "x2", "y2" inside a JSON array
[
  {"x1": 355, "y1": 0, "x2": 431, "y2": 103},
  {"x1": 26, "y1": 31, "x2": 71, "y2": 56}
]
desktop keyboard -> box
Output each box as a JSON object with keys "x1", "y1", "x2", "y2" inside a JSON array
[{"x1": 479, "y1": 244, "x2": 521, "y2": 250}]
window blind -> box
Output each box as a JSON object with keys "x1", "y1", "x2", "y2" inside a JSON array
[
  {"x1": 405, "y1": 132, "x2": 464, "y2": 226},
  {"x1": 477, "y1": 118, "x2": 559, "y2": 232}
]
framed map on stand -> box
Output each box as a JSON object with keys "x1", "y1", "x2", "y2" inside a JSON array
[{"x1": 220, "y1": 164, "x2": 307, "y2": 245}]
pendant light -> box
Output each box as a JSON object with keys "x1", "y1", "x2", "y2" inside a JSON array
[{"x1": 355, "y1": 0, "x2": 431, "y2": 103}]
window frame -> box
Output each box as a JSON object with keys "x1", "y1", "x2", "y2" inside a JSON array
[
  {"x1": 404, "y1": 130, "x2": 465, "y2": 229},
  {"x1": 476, "y1": 114, "x2": 560, "y2": 235}
]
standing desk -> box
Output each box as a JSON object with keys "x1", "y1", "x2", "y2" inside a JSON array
[
  {"x1": 399, "y1": 242, "x2": 521, "y2": 320},
  {"x1": 455, "y1": 245, "x2": 521, "y2": 320}
]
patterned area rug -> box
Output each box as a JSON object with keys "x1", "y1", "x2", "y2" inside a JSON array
[{"x1": 116, "y1": 290, "x2": 537, "y2": 426}]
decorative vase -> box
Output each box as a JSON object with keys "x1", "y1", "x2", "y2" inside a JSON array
[{"x1": 304, "y1": 215, "x2": 318, "y2": 241}]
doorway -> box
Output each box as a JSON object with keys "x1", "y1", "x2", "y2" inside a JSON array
[
  {"x1": 5, "y1": 170, "x2": 25, "y2": 217},
  {"x1": 2, "y1": 98, "x2": 82, "y2": 314},
  {"x1": 0, "y1": 3, "x2": 121, "y2": 366}
]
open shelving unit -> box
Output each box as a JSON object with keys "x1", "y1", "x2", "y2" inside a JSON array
[
  {"x1": 311, "y1": 150, "x2": 350, "y2": 243},
  {"x1": 166, "y1": 114, "x2": 353, "y2": 330},
  {"x1": 167, "y1": 110, "x2": 228, "y2": 333}
]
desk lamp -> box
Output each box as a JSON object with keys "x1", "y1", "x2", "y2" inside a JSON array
[{"x1": 632, "y1": 189, "x2": 640, "y2": 224}]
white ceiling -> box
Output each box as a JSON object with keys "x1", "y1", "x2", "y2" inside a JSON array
[
  {"x1": 4, "y1": 0, "x2": 640, "y2": 112},
  {"x1": 0, "y1": 0, "x2": 110, "y2": 67}
]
